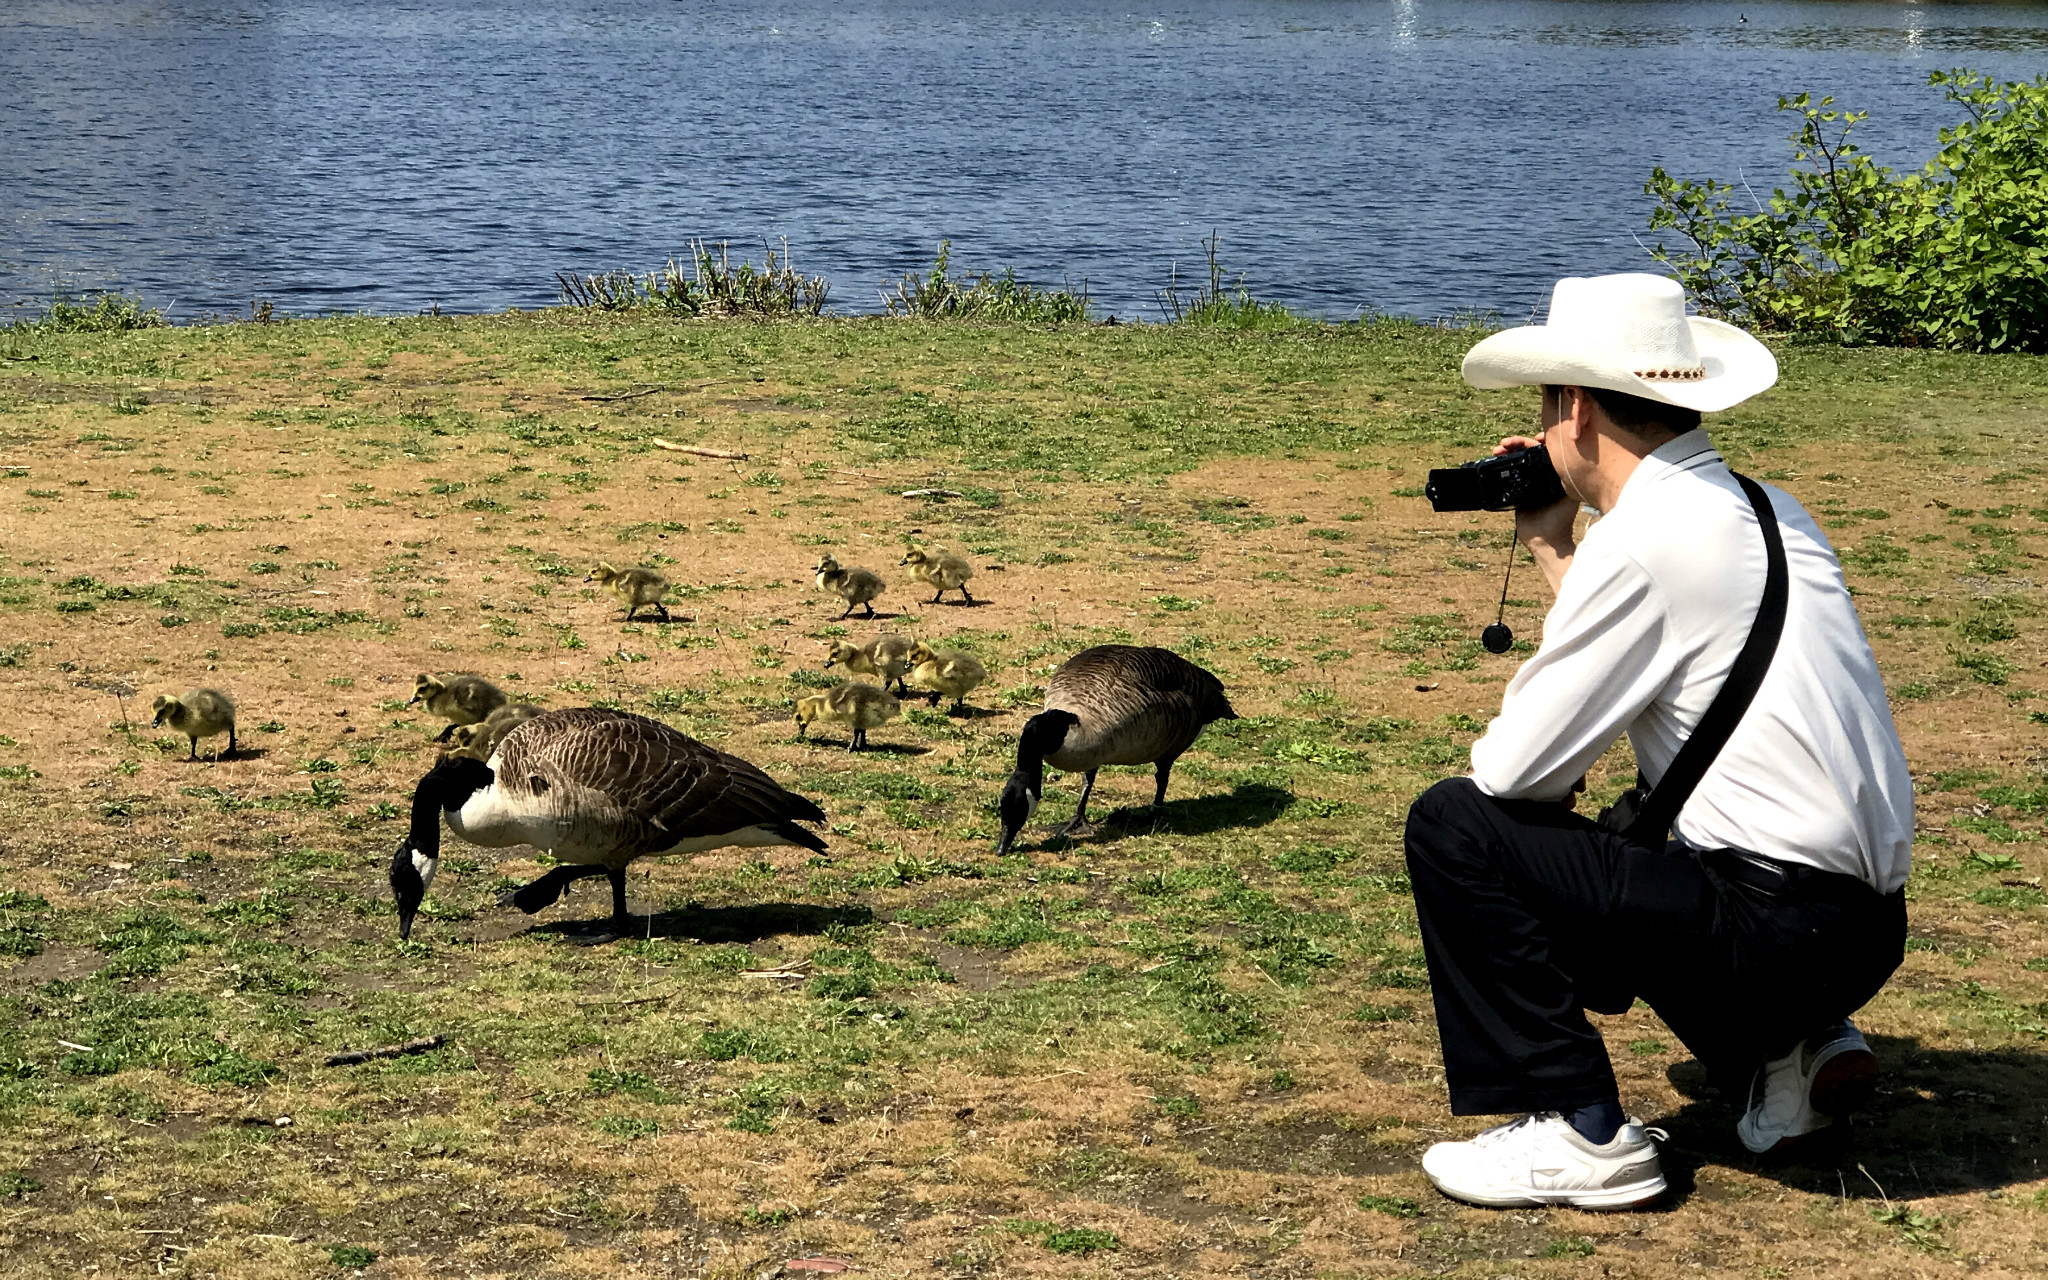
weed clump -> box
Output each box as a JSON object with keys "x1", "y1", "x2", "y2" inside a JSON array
[
  {"x1": 882, "y1": 241, "x2": 1090, "y2": 323},
  {"x1": 557, "y1": 239, "x2": 828, "y2": 317},
  {"x1": 1156, "y1": 231, "x2": 1295, "y2": 328},
  {"x1": 7, "y1": 292, "x2": 165, "y2": 333}
]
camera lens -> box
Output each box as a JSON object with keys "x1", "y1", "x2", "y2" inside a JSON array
[{"x1": 1481, "y1": 623, "x2": 1514, "y2": 654}]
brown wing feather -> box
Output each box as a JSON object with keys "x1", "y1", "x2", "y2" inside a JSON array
[
  {"x1": 1044, "y1": 646, "x2": 1237, "y2": 767},
  {"x1": 494, "y1": 708, "x2": 825, "y2": 854}
]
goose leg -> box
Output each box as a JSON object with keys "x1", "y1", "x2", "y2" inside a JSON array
[
  {"x1": 849, "y1": 729, "x2": 864, "y2": 752},
  {"x1": 186, "y1": 736, "x2": 199, "y2": 762},
  {"x1": 434, "y1": 723, "x2": 457, "y2": 743},
  {"x1": 1057, "y1": 771, "x2": 1100, "y2": 836},
  {"x1": 501, "y1": 863, "x2": 607, "y2": 915},
  {"x1": 655, "y1": 602, "x2": 670, "y2": 623},
  {"x1": 931, "y1": 590, "x2": 944, "y2": 604},
  {"x1": 959, "y1": 585, "x2": 974, "y2": 604},
  {"x1": 1152, "y1": 756, "x2": 1178, "y2": 810},
  {"x1": 226, "y1": 727, "x2": 237, "y2": 758},
  {"x1": 839, "y1": 600, "x2": 854, "y2": 620},
  {"x1": 608, "y1": 867, "x2": 630, "y2": 930},
  {"x1": 863, "y1": 601, "x2": 876, "y2": 618}
]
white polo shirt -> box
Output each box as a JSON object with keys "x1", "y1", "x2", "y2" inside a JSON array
[{"x1": 1468, "y1": 430, "x2": 1914, "y2": 893}]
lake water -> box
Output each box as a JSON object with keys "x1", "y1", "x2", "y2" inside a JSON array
[{"x1": 3, "y1": 0, "x2": 2045, "y2": 323}]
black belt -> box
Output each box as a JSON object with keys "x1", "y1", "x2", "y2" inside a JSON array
[{"x1": 1696, "y1": 846, "x2": 1887, "y2": 903}]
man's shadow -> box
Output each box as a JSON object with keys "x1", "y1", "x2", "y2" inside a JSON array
[{"x1": 1651, "y1": 1034, "x2": 2048, "y2": 1202}]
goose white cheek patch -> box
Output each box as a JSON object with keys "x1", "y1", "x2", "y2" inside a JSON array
[{"x1": 412, "y1": 850, "x2": 439, "y2": 895}]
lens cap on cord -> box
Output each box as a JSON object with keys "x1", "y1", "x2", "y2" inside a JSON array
[{"x1": 1481, "y1": 622, "x2": 1514, "y2": 654}]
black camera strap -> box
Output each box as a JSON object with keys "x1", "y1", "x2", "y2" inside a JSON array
[{"x1": 1609, "y1": 473, "x2": 1788, "y2": 845}]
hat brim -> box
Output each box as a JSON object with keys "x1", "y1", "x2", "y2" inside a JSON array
[{"x1": 1461, "y1": 315, "x2": 1777, "y2": 412}]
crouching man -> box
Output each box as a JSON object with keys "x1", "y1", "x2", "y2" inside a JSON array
[{"x1": 1405, "y1": 274, "x2": 1911, "y2": 1209}]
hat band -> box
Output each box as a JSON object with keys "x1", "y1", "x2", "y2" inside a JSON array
[{"x1": 1634, "y1": 367, "x2": 1705, "y2": 381}]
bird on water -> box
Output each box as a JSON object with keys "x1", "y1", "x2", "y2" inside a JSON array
[
  {"x1": 389, "y1": 707, "x2": 827, "y2": 943},
  {"x1": 996, "y1": 645, "x2": 1236, "y2": 855}
]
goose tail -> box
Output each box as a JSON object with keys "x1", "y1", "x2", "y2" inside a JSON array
[{"x1": 769, "y1": 819, "x2": 830, "y2": 854}]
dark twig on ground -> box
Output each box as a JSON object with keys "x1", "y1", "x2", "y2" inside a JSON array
[{"x1": 323, "y1": 1034, "x2": 446, "y2": 1066}]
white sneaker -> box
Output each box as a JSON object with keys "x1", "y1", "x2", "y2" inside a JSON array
[
  {"x1": 1421, "y1": 1112, "x2": 1668, "y2": 1209},
  {"x1": 1737, "y1": 1018, "x2": 1878, "y2": 1154}
]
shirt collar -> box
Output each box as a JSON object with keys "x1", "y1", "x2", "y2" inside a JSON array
[{"x1": 1611, "y1": 429, "x2": 1721, "y2": 510}]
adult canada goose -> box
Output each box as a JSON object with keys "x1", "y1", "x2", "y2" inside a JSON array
[
  {"x1": 814, "y1": 553, "x2": 886, "y2": 620},
  {"x1": 823, "y1": 633, "x2": 914, "y2": 694},
  {"x1": 587, "y1": 562, "x2": 671, "y2": 623},
  {"x1": 996, "y1": 645, "x2": 1236, "y2": 855},
  {"x1": 410, "y1": 673, "x2": 509, "y2": 743},
  {"x1": 795, "y1": 681, "x2": 902, "y2": 752},
  {"x1": 901, "y1": 545, "x2": 975, "y2": 605},
  {"x1": 151, "y1": 688, "x2": 236, "y2": 761},
  {"x1": 389, "y1": 707, "x2": 827, "y2": 943},
  {"x1": 904, "y1": 641, "x2": 987, "y2": 713},
  {"x1": 446, "y1": 702, "x2": 544, "y2": 760}
]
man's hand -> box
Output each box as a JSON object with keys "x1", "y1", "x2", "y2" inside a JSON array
[{"x1": 1494, "y1": 436, "x2": 1576, "y2": 592}]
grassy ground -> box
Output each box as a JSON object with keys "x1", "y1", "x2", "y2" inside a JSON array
[{"x1": 0, "y1": 311, "x2": 2046, "y2": 1279}]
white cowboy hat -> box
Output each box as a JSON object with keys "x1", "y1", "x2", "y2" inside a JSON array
[{"x1": 1461, "y1": 273, "x2": 1777, "y2": 412}]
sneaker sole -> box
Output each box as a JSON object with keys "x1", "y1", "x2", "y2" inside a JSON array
[
  {"x1": 1810, "y1": 1046, "x2": 1878, "y2": 1117},
  {"x1": 1426, "y1": 1175, "x2": 1668, "y2": 1211}
]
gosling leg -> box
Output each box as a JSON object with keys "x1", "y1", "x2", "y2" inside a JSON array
[
  {"x1": 1058, "y1": 771, "x2": 1100, "y2": 836},
  {"x1": 931, "y1": 590, "x2": 943, "y2": 604},
  {"x1": 186, "y1": 736, "x2": 199, "y2": 762},
  {"x1": 839, "y1": 600, "x2": 855, "y2": 620},
  {"x1": 862, "y1": 601, "x2": 876, "y2": 618},
  {"x1": 655, "y1": 601, "x2": 670, "y2": 623},
  {"x1": 959, "y1": 585, "x2": 974, "y2": 604},
  {"x1": 225, "y1": 726, "x2": 237, "y2": 758},
  {"x1": 849, "y1": 729, "x2": 864, "y2": 753},
  {"x1": 434, "y1": 723, "x2": 458, "y2": 743}
]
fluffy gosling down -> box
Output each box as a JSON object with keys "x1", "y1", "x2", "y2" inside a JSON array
[
  {"x1": 411, "y1": 673, "x2": 509, "y2": 743},
  {"x1": 901, "y1": 545, "x2": 975, "y2": 605},
  {"x1": 823, "y1": 633, "x2": 914, "y2": 694},
  {"x1": 446, "y1": 703, "x2": 544, "y2": 761},
  {"x1": 587, "y1": 562, "x2": 672, "y2": 623},
  {"x1": 814, "y1": 553, "x2": 886, "y2": 620},
  {"x1": 905, "y1": 641, "x2": 987, "y2": 713},
  {"x1": 796, "y1": 681, "x2": 902, "y2": 752},
  {"x1": 152, "y1": 688, "x2": 236, "y2": 761}
]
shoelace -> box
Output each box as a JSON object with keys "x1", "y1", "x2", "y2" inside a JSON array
[{"x1": 1469, "y1": 1113, "x2": 1547, "y2": 1148}]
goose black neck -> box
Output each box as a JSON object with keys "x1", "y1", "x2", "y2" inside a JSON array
[
  {"x1": 407, "y1": 756, "x2": 493, "y2": 857},
  {"x1": 1013, "y1": 710, "x2": 1077, "y2": 783}
]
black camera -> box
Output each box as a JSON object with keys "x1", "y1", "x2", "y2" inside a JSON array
[{"x1": 1425, "y1": 445, "x2": 1567, "y2": 512}]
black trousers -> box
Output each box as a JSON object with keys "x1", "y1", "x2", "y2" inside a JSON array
[{"x1": 1404, "y1": 777, "x2": 1906, "y2": 1117}]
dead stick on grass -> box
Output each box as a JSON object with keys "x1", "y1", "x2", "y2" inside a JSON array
[
  {"x1": 323, "y1": 1034, "x2": 446, "y2": 1067},
  {"x1": 581, "y1": 383, "x2": 672, "y2": 402},
  {"x1": 651, "y1": 439, "x2": 747, "y2": 460},
  {"x1": 901, "y1": 489, "x2": 963, "y2": 499}
]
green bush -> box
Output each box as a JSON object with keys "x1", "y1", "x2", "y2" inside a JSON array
[
  {"x1": 556, "y1": 238, "x2": 829, "y2": 317},
  {"x1": 1647, "y1": 70, "x2": 2048, "y2": 352},
  {"x1": 8, "y1": 292, "x2": 166, "y2": 333},
  {"x1": 881, "y1": 241, "x2": 1091, "y2": 323}
]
